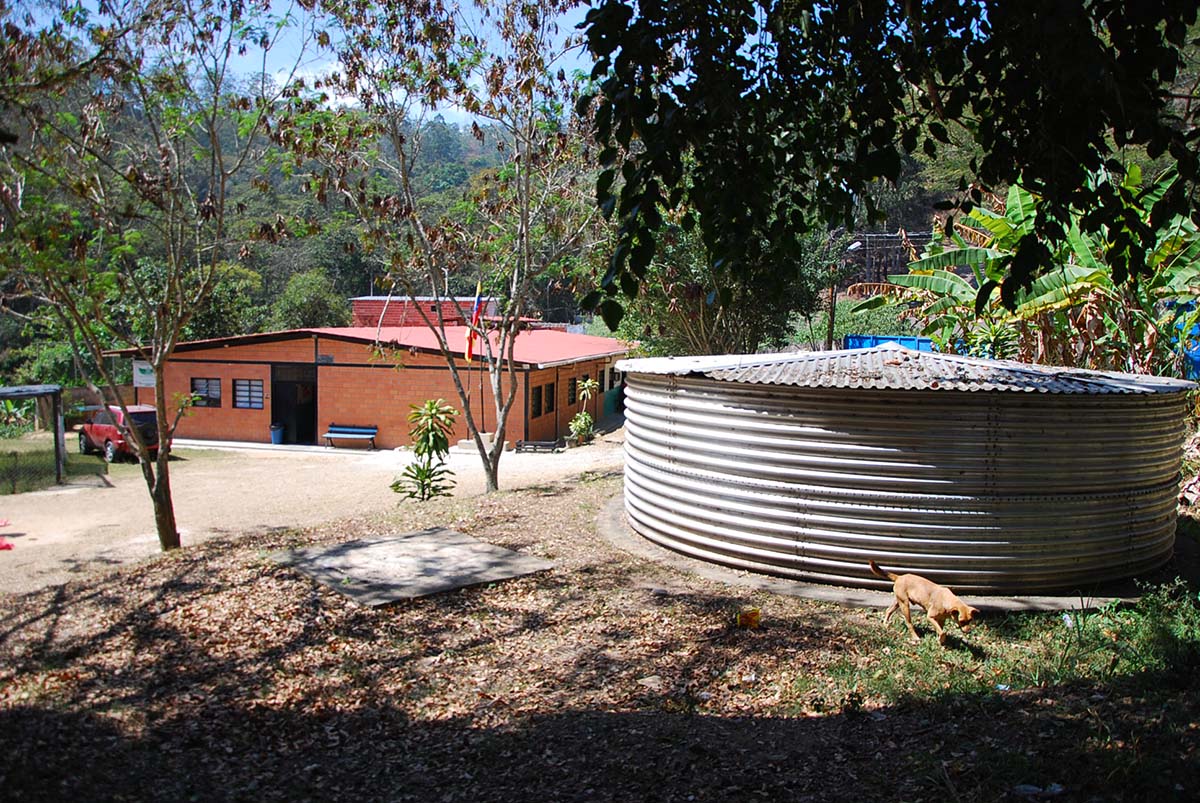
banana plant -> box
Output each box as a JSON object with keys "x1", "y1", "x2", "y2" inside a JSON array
[
  {"x1": 854, "y1": 171, "x2": 1200, "y2": 374},
  {"x1": 858, "y1": 268, "x2": 1006, "y2": 354},
  {"x1": 854, "y1": 186, "x2": 1043, "y2": 355}
]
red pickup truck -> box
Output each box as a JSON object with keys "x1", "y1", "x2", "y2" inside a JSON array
[{"x1": 78, "y1": 404, "x2": 162, "y2": 462}]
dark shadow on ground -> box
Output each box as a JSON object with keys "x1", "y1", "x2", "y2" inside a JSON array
[
  {"x1": 2, "y1": 550, "x2": 1197, "y2": 803},
  {"x1": 2, "y1": 672, "x2": 1195, "y2": 803},
  {"x1": 3, "y1": 485, "x2": 1197, "y2": 802}
]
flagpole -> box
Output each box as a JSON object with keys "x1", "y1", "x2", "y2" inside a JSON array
[{"x1": 465, "y1": 281, "x2": 484, "y2": 435}]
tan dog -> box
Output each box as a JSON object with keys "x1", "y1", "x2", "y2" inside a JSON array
[{"x1": 869, "y1": 560, "x2": 978, "y2": 646}]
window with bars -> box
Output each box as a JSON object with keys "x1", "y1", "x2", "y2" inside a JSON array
[
  {"x1": 531, "y1": 385, "x2": 543, "y2": 418},
  {"x1": 190, "y1": 378, "x2": 221, "y2": 408},
  {"x1": 544, "y1": 382, "x2": 555, "y2": 414},
  {"x1": 233, "y1": 379, "x2": 264, "y2": 409},
  {"x1": 567, "y1": 377, "x2": 577, "y2": 406}
]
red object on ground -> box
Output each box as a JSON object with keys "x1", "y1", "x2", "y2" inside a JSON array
[{"x1": 0, "y1": 539, "x2": 12, "y2": 550}]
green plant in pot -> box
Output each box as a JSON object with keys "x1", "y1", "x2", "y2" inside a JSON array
[
  {"x1": 568, "y1": 410, "x2": 594, "y2": 444},
  {"x1": 567, "y1": 376, "x2": 600, "y2": 445}
]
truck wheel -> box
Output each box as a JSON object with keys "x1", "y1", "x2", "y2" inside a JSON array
[
  {"x1": 79, "y1": 431, "x2": 92, "y2": 454},
  {"x1": 104, "y1": 440, "x2": 118, "y2": 463}
]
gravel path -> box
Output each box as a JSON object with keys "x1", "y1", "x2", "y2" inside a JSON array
[{"x1": 0, "y1": 431, "x2": 625, "y2": 594}]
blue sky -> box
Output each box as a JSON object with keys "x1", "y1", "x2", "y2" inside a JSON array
[
  {"x1": 18, "y1": 0, "x2": 592, "y2": 125},
  {"x1": 233, "y1": 0, "x2": 593, "y2": 125}
]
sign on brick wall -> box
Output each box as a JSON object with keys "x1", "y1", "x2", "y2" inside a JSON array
[{"x1": 132, "y1": 360, "x2": 155, "y2": 388}]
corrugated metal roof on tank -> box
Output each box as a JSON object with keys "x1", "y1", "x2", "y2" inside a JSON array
[{"x1": 616, "y1": 342, "x2": 1196, "y2": 395}]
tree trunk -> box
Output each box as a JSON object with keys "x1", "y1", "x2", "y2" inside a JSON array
[
  {"x1": 484, "y1": 458, "x2": 500, "y2": 493},
  {"x1": 149, "y1": 461, "x2": 181, "y2": 550},
  {"x1": 478, "y1": 428, "x2": 503, "y2": 493},
  {"x1": 147, "y1": 371, "x2": 181, "y2": 550}
]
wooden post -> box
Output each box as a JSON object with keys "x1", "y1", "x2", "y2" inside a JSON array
[
  {"x1": 52, "y1": 390, "x2": 65, "y2": 484},
  {"x1": 825, "y1": 267, "x2": 837, "y2": 351}
]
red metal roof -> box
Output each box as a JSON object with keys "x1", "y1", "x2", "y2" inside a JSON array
[
  {"x1": 309, "y1": 326, "x2": 630, "y2": 367},
  {"x1": 127, "y1": 325, "x2": 630, "y2": 367}
]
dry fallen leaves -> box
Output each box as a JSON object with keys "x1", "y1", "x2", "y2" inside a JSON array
[{"x1": 2, "y1": 473, "x2": 1197, "y2": 801}]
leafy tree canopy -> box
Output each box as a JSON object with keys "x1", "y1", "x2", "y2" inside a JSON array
[
  {"x1": 268, "y1": 268, "x2": 351, "y2": 330},
  {"x1": 581, "y1": 0, "x2": 1200, "y2": 321},
  {"x1": 615, "y1": 221, "x2": 846, "y2": 355},
  {"x1": 2, "y1": 0, "x2": 313, "y2": 550}
]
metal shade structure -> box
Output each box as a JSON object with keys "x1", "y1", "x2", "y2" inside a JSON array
[
  {"x1": 0, "y1": 384, "x2": 66, "y2": 484},
  {"x1": 617, "y1": 344, "x2": 1195, "y2": 593}
]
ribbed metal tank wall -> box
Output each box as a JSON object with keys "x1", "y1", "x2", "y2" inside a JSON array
[{"x1": 622, "y1": 372, "x2": 1189, "y2": 592}]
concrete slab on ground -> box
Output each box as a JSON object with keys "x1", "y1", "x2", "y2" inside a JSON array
[{"x1": 275, "y1": 527, "x2": 554, "y2": 606}]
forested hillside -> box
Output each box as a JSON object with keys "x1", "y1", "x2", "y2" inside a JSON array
[
  {"x1": 6, "y1": 0, "x2": 1196, "y2": 388},
  {"x1": 0, "y1": 111, "x2": 508, "y2": 386},
  {"x1": 0, "y1": 5, "x2": 1001, "y2": 389}
]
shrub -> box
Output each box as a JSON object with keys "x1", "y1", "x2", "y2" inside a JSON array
[
  {"x1": 391, "y1": 399, "x2": 457, "y2": 501},
  {"x1": 569, "y1": 411, "x2": 594, "y2": 443},
  {"x1": 0, "y1": 400, "x2": 34, "y2": 440}
]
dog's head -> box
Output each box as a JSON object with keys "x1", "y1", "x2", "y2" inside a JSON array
[{"x1": 955, "y1": 605, "x2": 980, "y2": 631}]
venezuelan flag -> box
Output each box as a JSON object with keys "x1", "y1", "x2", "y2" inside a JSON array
[{"x1": 465, "y1": 281, "x2": 483, "y2": 361}]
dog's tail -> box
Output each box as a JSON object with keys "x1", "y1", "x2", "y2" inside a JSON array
[{"x1": 868, "y1": 560, "x2": 899, "y2": 581}]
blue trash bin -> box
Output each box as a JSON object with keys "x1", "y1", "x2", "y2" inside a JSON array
[{"x1": 270, "y1": 423, "x2": 284, "y2": 445}]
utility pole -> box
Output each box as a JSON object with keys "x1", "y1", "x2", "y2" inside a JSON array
[
  {"x1": 825, "y1": 267, "x2": 838, "y2": 351},
  {"x1": 825, "y1": 241, "x2": 862, "y2": 351}
]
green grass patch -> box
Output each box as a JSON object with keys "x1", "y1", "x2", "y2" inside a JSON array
[
  {"x1": 785, "y1": 579, "x2": 1200, "y2": 712},
  {"x1": 165, "y1": 447, "x2": 237, "y2": 463},
  {"x1": 0, "y1": 435, "x2": 107, "y2": 494},
  {"x1": 0, "y1": 432, "x2": 62, "y2": 454}
]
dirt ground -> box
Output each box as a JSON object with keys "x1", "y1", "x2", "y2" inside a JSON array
[
  {"x1": 3, "y1": 459, "x2": 1197, "y2": 802},
  {"x1": 0, "y1": 431, "x2": 625, "y2": 594}
]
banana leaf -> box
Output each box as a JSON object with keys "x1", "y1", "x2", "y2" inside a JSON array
[
  {"x1": 1004, "y1": 185, "x2": 1037, "y2": 234},
  {"x1": 965, "y1": 207, "x2": 1016, "y2": 244},
  {"x1": 1158, "y1": 258, "x2": 1200, "y2": 294},
  {"x1": 921, "y1": 315, "x2": 960, "y2": 339},
  {"x1": 1017, "y1": 265, "x2": 1109, "y2": 315},
  {"x1": 888, "y1": 269, "x2": 977, "y2": 302},
  {"x1": 1137, "y1": 167, "x2": 1176, "y2": 209},
  {"x1": 946, "y1": 227, "x2": 972, "y2": 249},
  {"x1": 906, "y1": 247, "x2": 1004, "y2": 274},
  {"x1": 849, "y1": 294, "x2": 905, "y2": 313},
  {"x1": 1065, "y1": 224, "x2": 1103, "y2": 270},
  {"x1": 924, "y1": 295, "x2": 975, "y2": 317},
  {"x1": 1151, "y1": 216, "x2": 1200, "y2": 272},
  {"x1": 1121, "y1": 164, "x2": 1143, "y2": 193}
]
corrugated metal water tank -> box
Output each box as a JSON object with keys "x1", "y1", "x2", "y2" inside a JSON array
[{"x1": 617, "y1": 343, "x2": 1195, "y2": 592}]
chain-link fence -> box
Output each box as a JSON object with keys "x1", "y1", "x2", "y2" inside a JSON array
[
  {"x1": 0, "y1": 385, "x2": 139, "y2": 495},
  {"x1": 0, "y1": 439, "x2": 108, "y2": 495}
]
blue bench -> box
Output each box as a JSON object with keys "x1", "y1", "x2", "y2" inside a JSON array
[
  {"x1": 322, "y1": 423, "x2": 378, "y2": 450},
  {"x1": 516, "y1": 440, "x2": 558, "y2": 453}
]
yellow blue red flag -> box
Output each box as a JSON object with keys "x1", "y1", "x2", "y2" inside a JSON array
[{"x1": 465, "y1": 281, "x2": 483, "y2": 361}]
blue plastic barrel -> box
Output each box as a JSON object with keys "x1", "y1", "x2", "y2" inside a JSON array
[{"x1": 844, "y1": 334, "x2": 934, "y2": 352}]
